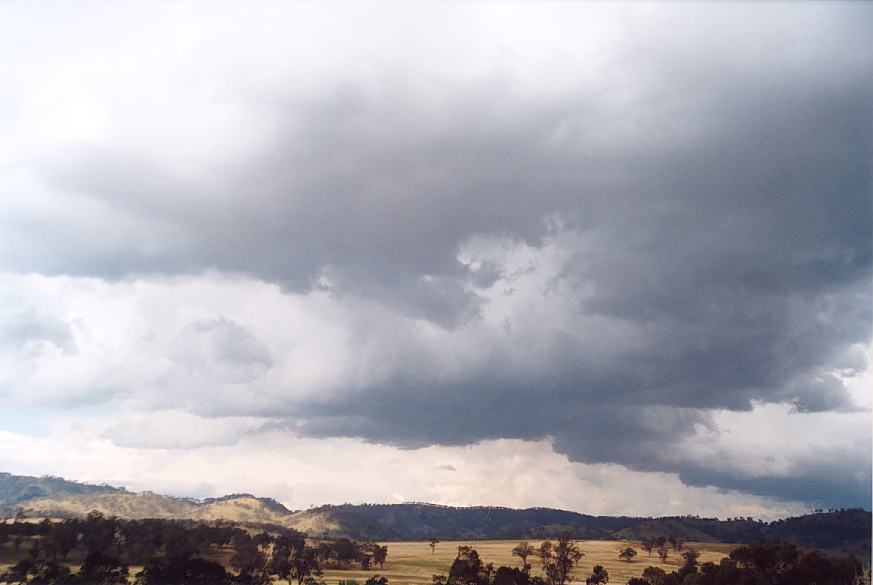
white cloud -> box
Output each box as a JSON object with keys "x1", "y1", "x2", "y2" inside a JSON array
[
  {"x1": 0, "y1": 423, "x2": 807, "y2": 520},
  {"x1": 0, "y1": 271, "x2": 866, "y2": 512},
  {"x1": 0, "y1": 2, "x2": 869, "y2": 512}
]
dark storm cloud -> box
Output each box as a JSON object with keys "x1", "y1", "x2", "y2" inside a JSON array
[
  {"x1": 2, "y1": 3, "x2": 871, "y2": 506},
  {"x1": 678, "y1": 455, "x2": 872, "y2": 511}
]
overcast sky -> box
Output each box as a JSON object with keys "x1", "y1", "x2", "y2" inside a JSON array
[{"x1": 0, "y1": 2, "x2": 870, "y2": 519}]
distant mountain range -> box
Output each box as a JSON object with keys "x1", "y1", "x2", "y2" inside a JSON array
[{"x1": 1, "y1": 472, "x2": 869, "y2": 559}]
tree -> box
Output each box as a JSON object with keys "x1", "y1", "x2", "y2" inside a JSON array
[
  {"x1": 676, "y1": 548, "x2": 700, "y2": 581},
  {"x1": 512, "y1": 542, "x2": 535, "y2": 570},
  {"x1": 537, "y1": 536, "x2": 583, "y2": 585},
  {"x1": 639, "y1": 566, "x2": 667, "y2": 585},
  {"x1": 268, "y1": 534, "x2": 305, "y2": 581},
  {"x1": 365, "y1": 577, "x2": 388, "y2": 585},
  {"x1": 373, "y1": 545, "x2": 388, "y2": 569},
  {"x1": 641, "y1": 541, "x2": 654, "y2": 557},
  {"x1": 160, "y1": 522, "x2": 198, "y2": 561},
  {"x1": 585, "y1": 565, "x2": 609, "y2": 585},
  {"x1": 79, "y1": 550, "x2": 129, "y2": 585},
  {"x1": 46, "y1": 521, "x2": 78, "y2": 561},
  {"x1": 82, "y1": 511, "x2": 117, "y2": 555},
  {"x1": 492, "y1": 566, "x2": 532, "y2": 585},
  {"x1": 619, "y1": 547, "x2": 638, "y2": 563},
  {"x1": 1, "y1": 555, "x2": 73, "y2": 585},
  {"x1": 447, "y1": 546, "x2": 490, "y2": 585},
  {"x1": 643, "y1": 542, "x2": 863, "y2": 585},
  {"x1": 289, "y1": 545, "x2": 323, "y2": 585},
  {"x1": 229, "y1": 532, "x2": 269, "y2": 584},
  {"x1": 333, "y1": 538, "x2": 360, "y2": 565},
  {"x1": 656, "y1": 547, "x2": 669, "y2": 563},
  {"x1": 135, "y1": 557, "x2": 232, "y2": 585},
  {"x1": 430, "y1": 538, "x2": 440, "y2": 556}
]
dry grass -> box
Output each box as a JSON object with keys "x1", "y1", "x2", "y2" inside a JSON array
[
  {"x1": 318, "y1": 539, "x2": 734, "y2": 585},
  {"x1": 1, "y1": 539, "x2": 735, "y2": 585}
]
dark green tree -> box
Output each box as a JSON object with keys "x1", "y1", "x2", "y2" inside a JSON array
[
  {"x1": 79, "y1": 550, "x2": 129, "y2": 585},
  {"x1": 676, "y1": 548, "x2": 700, "y2": 581},
  {"x1": 135, "y1": 557, "x2": 232, "y2": 585},
  {"x1": 585, "y1": 565, "x2": 609, "y2": 585},
  {"x1": 447, "y1": 546, "x2": 491, "y2": 585},
  {"x1": 492, "y1": 566, "x2": 532, "y2": 585},
  {"x1": 373, "y1": 545, "x2": 388, "y2": 569}
]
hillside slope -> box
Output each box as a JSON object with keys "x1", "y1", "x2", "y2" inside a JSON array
[
  {"x1": 1, "y1": 471, "x2": 868, "y2": 558},
  {"x1": 17, "y1": 491, "x2": 297, "y2": 526},
  {"x1": 286, "y1": 505, "x2": 401, "y2": 540},
  {"x1": 18, "y1": 491, "x2": 200, "y2": 520},
  {"x1": 346, "y1": 503, "x2": 639, "y2": 540},
  {"x1": 0, "y1": 472, "x2": 122, "y2": 507}
]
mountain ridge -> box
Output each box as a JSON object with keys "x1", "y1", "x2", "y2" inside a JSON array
[{"x1": 1, "y1": 471, "x2": 868, "y2": 559}]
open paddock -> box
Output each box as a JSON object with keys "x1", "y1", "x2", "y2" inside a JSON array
[{"x1": 320, "y1": 539, "x2": 734, "y2": 585}]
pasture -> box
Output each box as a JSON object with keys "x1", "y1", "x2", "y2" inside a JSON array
[
  {"x1": 0, "y1": 537, "x2": 735, "y2": 584},
  {"x1": 319, "y1": 539, "x2": 735, "y2": 585}
]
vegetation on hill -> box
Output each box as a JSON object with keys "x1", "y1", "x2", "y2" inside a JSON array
[
  {"x1": 1, "y1": 472, "x2": 869, "y2": 559},
  {"x1": 0, "y1": 515, "x2": 866, "y2": 585},
  {"x1": 0, "y1": 513, "x2": 389, "y2": 585},
  {"x1": 344, "y1": 504, "x2": 639, "y2": 540},
  {"x1": 0, "y1": 473, "x2": 122, "y2": 508}
]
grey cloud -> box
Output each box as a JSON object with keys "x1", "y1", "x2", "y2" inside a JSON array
[
  {"x1": 171, "y1": 318, "x2": 271, "y2": 383},
  {"x1": 0, "y1": 311, "x2": 76, "y2": 353},
  {"x1": 1, "y1": 3, "x2": 871, "y2": 506},
  {"x1": 677, "y1": 450, "x2": 872, "y2": 511}
]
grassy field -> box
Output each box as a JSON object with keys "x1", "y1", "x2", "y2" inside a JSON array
[
  {"x1": 1, "y1": 539, "x2": 734, "y2": 585},
  {"x1": 319, "y1": 539, "x2": 735, "y2": 585}
]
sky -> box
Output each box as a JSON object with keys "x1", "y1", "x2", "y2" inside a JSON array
[{"x1": 0, "y1": 2, "x2": 870, "y2": 520}]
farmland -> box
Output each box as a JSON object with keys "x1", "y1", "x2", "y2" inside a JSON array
[
  {"x1": 0, "y1": 537, "x2": 731, "y2": 584},
  {"x1": 318, "y1": 539, "x2": 734, "y2": 585}
]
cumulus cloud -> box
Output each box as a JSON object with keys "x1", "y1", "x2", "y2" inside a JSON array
[
  {"x1": 0, "y1": 272, "x2": 868, "y2": 509},
  {"x1": 102, "y1": 410, "x2": 268, "y2": 450},
  {"x1": 0, "y1": 425, "x2": 811, "y2": 520},
  {"x1": 0, "y1": 2, "x2": 869, "y2": 512}
]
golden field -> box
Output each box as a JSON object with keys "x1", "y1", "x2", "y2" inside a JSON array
[
  {"x1": 318, "y1": 539, "x2": 735, "y2": 585},
  {"x1": 1, "y1": 538, "x2": 735, "y2": 584}
]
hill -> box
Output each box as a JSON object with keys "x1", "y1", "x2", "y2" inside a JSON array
[
  {"x1": 345, "y1": 503, "x2": 639, "y2": 540},
  {"x1": 15, "y1": 491, "x2": 297, "y2": 526},
  {"x1": 286, "y1": 505, "x2": 401, "y2": 540},
  {"x1": 17, "y1": 490, "x2": 198, "y2": 520},
  {"x1": 1, "y1": 471, "x2": 868, "y2": 558},
  {"x1": 0, "y1": 472, "x2": 122, "y2": 507}
]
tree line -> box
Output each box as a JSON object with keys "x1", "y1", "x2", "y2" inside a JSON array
[
  {"x1": 434, "y1": 536, "x2": 864, "y2": 585},
  {"x1": 1, "y1": 516, "x2": 865, "y2": 585},
  {"x1": 0, "y1": 512, "x2": 389, "y2": 585},
  {"x1": 626, "y1": 540, "x2": 865, "y2": 585}
]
